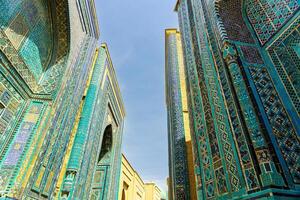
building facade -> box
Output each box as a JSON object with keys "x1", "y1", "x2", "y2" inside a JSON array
[
  {"x1": 165, "y1": 29, "x2": 197, "y2": 200},
  {"x1": 169, "y1": 0, "x2": 300, "y2": 199},
  {"x1": 0, "y1": 1, "x2": 125, "y2": 199},
  {"x1": 118, "y1": 154, "x2": 163, "y2": 200},
  {"x1": 144, "y1": 183, "x2": 162, "y2": 200},
  {"x1": 119, "y1": 154, "x2": 145, "y2": 200}
]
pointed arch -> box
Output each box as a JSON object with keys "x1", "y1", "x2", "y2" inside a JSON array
[{"x1": 98, "y1": 124, "x2": 113, "y2": 164}]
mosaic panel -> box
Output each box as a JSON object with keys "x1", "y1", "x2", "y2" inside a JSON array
[
  {"x1": 240, "y1": 46, "x2": 264, "y2": 64},
  {"x1": 222, "y1": 45, "x2": 286, "y2": 189},
  {"x1": 0, "y1": 74, "x2": 24, "y2": 140},
  {"x1": 208, "y1": 0, "x2": 261, "y2": 192},
  {"x1": 218, "y1": 0, "x2": 254, "y2": 43},
  {"x1": 17, "y1": 0, "x2": 52, "y2": 80},
  {"x1": 0, "y1": 0, "x2": 105, "y2": 199},
  {"x1": 75, "y1": 50, "x2": 124, "y2": 200},
  {"x1": 179, "y1": 1, "x2": 217, "y2": 198},
  {"x1": 78, "y1": 54, "x2": 109, "y2": 200},
  {"x1": 250, "y1": 66, "x2": 300, "y2": 183},
  {"x1": 57, "y1": 47, "x2": 119, "y2": 200},
  {"x1": 83, "y1": 113, "x2": 112, "y2": 200},
  {"x1": 178, "y1": 0, "x2": 244, "y2": 198},
  {"x1": 0, "y1": 32, "x2": 39, "y2": 92},
  {"x1": 246, "y1": 0, "x2": 299, "y2": 45},
  {"x1": 20, "y1": 19, "x2": 52, "y2": 79},
  {"x1": 0, "y1": 0, "x2": 60, "y2": 96},
  {"x1": 104, "y1": 106, "x2": 123, "y2": 199},
  {"x1": 0, "y1": 101, "x2": 44, "y2": 196},
  {"x1": 0, "y1": 0, "x2": 23, "y2": 27},
  {"x1": 22, "y1": 0, "x2": 39, "y2": 28},
  {"x1": 268, "y1": 20, "x2": 300, "y2": 113},
  {"x1": 192, "y1": 0, "x2": 247, "y2": 194},
  {"x1": 4, "y1": 14, "x2": 29, "y2": 50},
  {"x1": 90, "y1": 166, "x2": 109, "y2": 199},
  {"x1": 36, "y1": 0, "x2": 70, "y2": 95},
  {"x1": 177, "y1": 0, "x2": 300, "y2": 198},
  {"x1": 27, "y1": 40, "x2": 94, "y2": 199}
]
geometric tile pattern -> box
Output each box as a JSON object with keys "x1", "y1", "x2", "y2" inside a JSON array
[
  {"x1": 246, "y1": 0, "x2": 299, "y2": 45},
  {"x1": 216, "y1": 0, "x2": 300, "y2": 187},
  {"x1": 178, "y1": 2, "x2": 218, "y2": 198},
  {"x1": 0, "y1": 101, "x2": 44, "y2": 196},
  {"x1": 250, "y1": 66, "x2": 300, "y2": 183},
  {"x1": 177, "y1": 0, "x2": 300, "y2": 199},
  {"x1": 210, "y1": 2, "x2": 262, "y2": 192},
  {"x1": 26, "y1": 40, "x2": 93, "y2": 199},
  {"x1": 223, "y1": 43, "x2": 284, "y2": 188},
  {"x1": 0, "y1": 0, "x2": 69, "y2": 99},
  {"x1": 268, "y1": 17, "x2": 300, "y2": 113},
  {"x1": 0, "y1": 0, "x2": 69, "y2": 97},
  {"x1": 0, "y1": 31, "x2": 40, "y2": 92},
  {"x1": 0, "y1": 74, "x2": 24, "y2": 150},
  {"x1": 59, "y1": 46, "x2": 125, "y2": 200},
  {"x1": 19, "y1": 19, "x2": 52, "y2": 80},
  {"x1": 37, "y1": 0, "x2": 69, "y2": 95},
  {"x1": 0, "y1": 0, "x2": 23, "y2": 28},
  {"x1": 0, "y1": 1, "x2": 123, "y2": 199},
  {"x1": 196, "y1": 0, "x2": 255, "y2": 193},
  {"x1": 241, "y1": 46, "x2": 264, "y2": 64},
  {"x1": 4, "y1": 14, "x2": 29, "y2": 50},
  {"x1": 90, "y1": 122, "x2": 114, "y2": 199},
  {"x1": 216, "y1": 1, "x2": 299, "y2": 188},
  {"x1": 194, "y1": 6, "x2": 242, "y2": 195},
  {"x1": 0, "y1": 83, "x2": 22, "y2": 136},
  {"x1": 218, "y1": 0, "x2": 255, "y2": 43},
  {"x1": 1, "y1": 0, "x2": 53, "y2": 81},
  {"x1": 178, "y1": 0, "x2": 250, "y2": 198},
  {"x1": 0, "y1": 1, "x2": 71, "y2": 199},
  {"x1": 76, "y1": 57, "x2": 109, "y2": 200},
  {"x1": 218, "y1": 45, "x2": 261, "y2": 190}
]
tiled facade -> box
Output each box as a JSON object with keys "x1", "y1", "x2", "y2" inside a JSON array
[
  {"x1": 172, "y1": 0, "x2": 300, "y2": 199},
  {"x1": 1, "y1": 0, "x2": 53, "y2": 80},
  {"x1": 0, "y1": 1, "x2": 125, "y2": 199}
]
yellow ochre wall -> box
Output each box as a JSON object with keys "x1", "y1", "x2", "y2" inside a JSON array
[
  {"x1": 118, "y1": 155, "x2": 163, "y2": 200},
  {"x1": 145, "y1": 183, "x2": 161, "y2": 200},
  {"x1": 118, "y1": 154, "x2": 145, "y2": 200}
]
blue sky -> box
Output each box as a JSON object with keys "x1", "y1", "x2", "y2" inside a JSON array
[{"x1": 96, "y1": 0, "x2": 178, "y2": 192}]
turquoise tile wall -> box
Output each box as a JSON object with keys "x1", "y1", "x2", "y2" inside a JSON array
[{"x1": 0, "y1": 0, "x2": 53, "y2": 80}]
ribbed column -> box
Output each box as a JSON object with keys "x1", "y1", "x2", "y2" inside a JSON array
[
  {"x1": 60, "y1": 49, "x2": 102, "y2": 199},
  {"x1": 222, "y1": 42, "x2": 285, "y2": 187}
]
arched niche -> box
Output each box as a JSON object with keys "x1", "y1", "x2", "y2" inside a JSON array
[
  {"x1": 98, "y1": 124, "x2": 113, "y2": 165},
  {"x1": 89, "y1": 124, "x2": 114, "y2": 199},
  {"x1": 0, "y1": 0, "x2": 70, "y2": 95},
  {"x1": 121, "y1": 189, "x2": 126, "y2": 200},
  {"x1": 1, "y1": 0, "x2": 53, "y2": 80},
  {"x1": 121, "y1": 182, "x2": 129, "y2": 200}
]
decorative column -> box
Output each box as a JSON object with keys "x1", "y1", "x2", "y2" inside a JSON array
[
  {"x1": 60, "y1": 49, "x2": 101, "y2": 199},
  {"x1": 222, "y1": 42, "x2": 285, "y2": 187}
]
